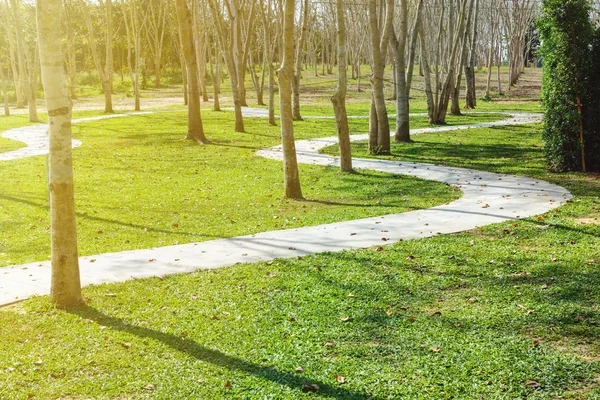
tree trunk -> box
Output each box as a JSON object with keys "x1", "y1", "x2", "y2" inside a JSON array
[
  {"x1": 10, "y1": 0, "x2": 27, "y2": 108},
  {"x1": 419, "y1": 23, "x2": 435, "y2": 124},
  {"x1": 208, "y1": 0, "x2": 245, "y2": 132},
  {"x1": 104, "y1": 0, "x2": 114, "y2": 113},
  {"x1": 0, "y1": 66, "x2": 9, "y2": 116},
  {"x1": 292, "y1": 0, "x2": 309, "y2": 120},
  {"x1": 36, "y1": 0, "x2": 83, "y2": 308},
  {"x1": 279, "y1": 0, "x2": 303, "y2": 199},
  {"x1": 80, "y1": 0, "x2": 113, "y2": 113},
  {"x1": 465, "y1": 0, "x2": 479, "y2": 109},
  {"x1": 368, "y1": 0, "x2": 394, "y2": 154},
  {"x1": 210, "y1": 45, "x2": 220, "y2": 111},
  {"x1": 391, "y1": 0, "x2": 410, "y2": 143},
  {"x1": 485, "y1": 6, "x2": 495, "y2": 99},
  {"x1": 174, "y1": 0, "x2": 208, "y2": 143},
  {"x1": 25, "y1": 44, "x2": 39, "y2": 122},
  {"x1": 331, "y1": 0, "x2": 352, "y2": 172}
]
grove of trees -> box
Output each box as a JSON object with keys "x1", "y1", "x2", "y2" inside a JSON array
[{"x1": 4, "y1": 0, "x2": 575, "y2": 306}]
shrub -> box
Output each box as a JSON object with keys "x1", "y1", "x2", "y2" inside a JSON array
[{"x1": 538, "y1": 0, "x2": 593, "y2": 172}]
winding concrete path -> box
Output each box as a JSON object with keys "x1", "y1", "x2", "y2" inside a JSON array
[{"x1": 0, "y1": 109, "x2": 570, "y2": 306}]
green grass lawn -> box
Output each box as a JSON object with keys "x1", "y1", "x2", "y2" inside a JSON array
[
  {"x1": 0, "y1": 104, "x2": 598, "y2": 398},
  {"x1": 0, "y1": 136, "x2": 24, "y2": 152},
  {"x1": 0, "y1": 110, "x2": 471, "y2": 267}
]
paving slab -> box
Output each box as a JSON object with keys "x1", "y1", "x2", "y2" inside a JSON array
[{"x1": 0, "y1": 111, "x2": 571, "y2": 306}]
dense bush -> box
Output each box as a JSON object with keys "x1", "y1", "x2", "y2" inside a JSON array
[
  {"x1": 582, "y1": 29, "x2": 600, "y2": 172},
  {"x1": 538, "y1": 0, "x2": 593, "y2": 172}
]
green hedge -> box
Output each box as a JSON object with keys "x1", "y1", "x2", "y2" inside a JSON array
[{"x1": 538, "y1": 0, "x2": 599, "y2": 172}]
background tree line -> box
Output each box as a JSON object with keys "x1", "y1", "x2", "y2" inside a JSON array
[{"x1": 1, "y1": 0, "x2": 539, "y2": 131}]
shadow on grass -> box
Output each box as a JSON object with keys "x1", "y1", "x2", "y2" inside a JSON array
[
  {"x1": 69, "y1": 305, "x2": 377, "y2": 399},
  {"x1": 0, "y1": 193, "x2": 221, "y2": 239}
]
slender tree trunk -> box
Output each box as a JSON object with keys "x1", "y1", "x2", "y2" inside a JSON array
[
  {"x1": 104, "y1": 0, "x2": 114, "y2": 113},
  {"x1": 485, "y1": 8, "x2": 495, "y2": 99},
  {"x1": 419, "y1": 23, "x2": 435, "y2": 124},
  {"x1": 465, "y1": 0, "x2": 479, "y2": 109},
  {"x1": 0, "y1": 66, "x2": 9, "y2": 116},
  {"x1": 279, "y1": 0, "x2": 302, "y2": 199},
  {"x1": 259, "y1": 0, "x2": 276, "y2": 125},
  {"x1": 25, "y1": 45, "x2": 39, "y2": 122},
  {"x1": 208, "y1": 0, "x2": 244, "y2": 132},
  {"x1": 368, "y1": 0, "x2": 394, "y2": 154},
  {"x1": 10, "y1": 0, "x2": 27, "y2": 108},
  {"x1": 80, "y1": 0, "x2": 113, "y2": 113},
  {"x1": 210, "y1": 45, "x2": 220, "y2": 111},
  {"x1": 174, "y1": 0, "x2": 208, "y2": 143},
  {"x1": 331, "y1": 0, "x2": 352, "y2": 172},
  {"x1": 36, "y1": 0, "x2": 83, "y2": 308},
  {"x1": 292, "y1": 0, "x2": 308, "y2": 120},
  {"x1": 497, "y1": 37, "x2": 502, "y2": 94},
  {"x1": 391, "y1": 0, "x2": 410, "y2": 142}
]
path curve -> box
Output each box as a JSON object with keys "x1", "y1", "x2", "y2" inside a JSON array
[{"x1": 0, "y1": 109, "x2": 570, "y2": 306}]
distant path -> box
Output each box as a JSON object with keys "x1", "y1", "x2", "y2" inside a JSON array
[{"x1": 0, "y1": 109, "x2": 571, "y2": 306}]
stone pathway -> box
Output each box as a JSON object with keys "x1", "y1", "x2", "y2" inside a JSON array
[{"x1": 0, "y1": 109, "x2": 570, "y2": 306}]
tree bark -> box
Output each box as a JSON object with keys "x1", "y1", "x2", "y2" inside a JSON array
[
  {"x1": 331, "y1": 0, "x2": 352, "y2": 172},
  {"x1": 174, "y1": 0, "x2": 208, "y2": 143},
  {"x1": 368, "y1": 0, "x2": 394, "y2": 154},
  {"x1": 279, "y1": 0, "x2": 302, "y2": 199},
  {"x1": 391, "y1": 0, "x2": 410, "y2": 143},
  {"x1": 80, "y1": 0, "x2": 113, "y2": 113},
  {"x1": 292, "y1": 0, "x2": 308, "y2": 120},
  {"x1": 465, "y1": 0, "x2": 479, "y2": 109},
  {"x1": 0, "y1": 65, "x2": 9, "y2": 116},
  {"x1": 208, "y1": 0, "x2": 245, "y2": 132},
  {"x1": 36, "y1": 0, "x2": 83, "y2": 308},
  {"x1": 9, "y1": 0, "x2": 27, "y2": 108}
]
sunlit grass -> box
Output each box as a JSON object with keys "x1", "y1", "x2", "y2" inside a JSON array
[{"x1": 0, "y1": 110, "x2": 462, "y2": 267}]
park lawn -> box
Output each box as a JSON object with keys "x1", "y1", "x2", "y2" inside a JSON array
[
  {"x1": 0, "y1": 110, "x2": 475, "y2": 267},
  {"x1": 0, "y1": 110, "x2": 598, "y2": 399},
  {"x1": 0, "y1": 136, "x2": 25, "y2": 153}
]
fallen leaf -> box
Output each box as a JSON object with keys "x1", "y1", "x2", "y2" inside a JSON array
[
  {"x1": 429, "y1": 346, "x2": 441, "y2": 353},
  {"x1": 340, "y1": 316, "x2": 351, "y2": 322},
  {"x1": 386, "y1": 310, "x2": 393, "y2": 316},
  {"x1": 525, "y1": 380, "x2": 541, "y2": 388},
  {"x1": 295, "y1": 366, "x2": 304, "y2": 373},
  {"x1": 224, "y1": 381, "x2": 232, "y2": 389},
  {"x1": 148, "y1": 258, "x2": 156, "y2": 262},
  {"x1": 430, "y1": 311, "x2": 442, "y2": 317},
  {"x1": 89, "y1": 259, "x2": 96, "y2": 263},
  {"x1": 334, "y1": 374, "x2": 346, "y2": 384},
  {"x1": 541, "y1": 284, "x2": 549, "y2": 290},
  {"x1": 324, "y1": 342, "x2": 336, "y2": 347},
  {"x1": 482, "y1": 204, "x2": 490, "y2": 209},
  {"x1": 121, "y1": 342, "x2": 131, "y2": 349},
  {"x1": 143, "y1": 384, "x2": 155, "y2": 391}
]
